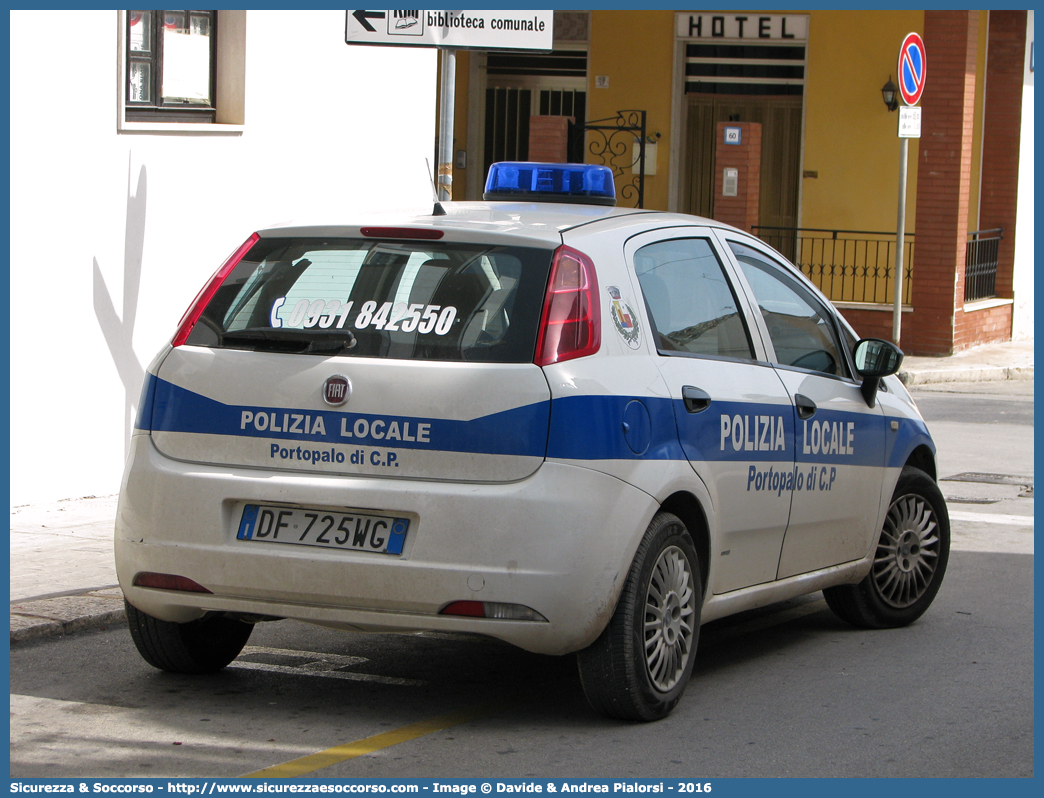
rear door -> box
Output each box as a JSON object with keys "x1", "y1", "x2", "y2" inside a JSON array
[
  {"x1": 625, "y1": 229, "x2": 796, "y2": 595},
  {"x1": 719, "y1": 234, "x2": 889, "y2": 577},
  {"x1": 145, "y1": 233, "x2": 557, "y2": 483}
]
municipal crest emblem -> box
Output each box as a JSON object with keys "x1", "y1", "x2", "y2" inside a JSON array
[{"x1": 607, "y1": 286, "x2": 641, "y2": 349}]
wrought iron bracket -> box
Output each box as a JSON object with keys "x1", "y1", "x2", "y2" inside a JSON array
[{"x1": 579, "y1": 110, "x2": 647, "y2": 208}]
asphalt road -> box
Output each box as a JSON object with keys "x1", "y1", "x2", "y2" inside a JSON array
[
  {"x1": 9, "y1": 381, "x2": 1034, "y2": 779},
  {"x1": 9, "y1": 549, "x2": 1033, "y2": 779},
  {"x1": 910, "y1": 380, "x2": 1033, "y2": 552}
]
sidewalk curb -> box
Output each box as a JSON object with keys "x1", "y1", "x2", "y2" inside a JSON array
[
  {"x1": 10, "y1": 589, "x2": 126, "y2": 644},
  {"x1": 898, "y1": 364, "x2": 1034, "y2": 386}
]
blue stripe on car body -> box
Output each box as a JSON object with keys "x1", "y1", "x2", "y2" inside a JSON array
[{"x1": 137, "y1": 373, "x2": 932, "y2": 469}]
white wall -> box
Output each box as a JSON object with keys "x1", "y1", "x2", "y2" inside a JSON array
[
  {"x1": 9, "y1": 11, "x2": 437, "y2": 506},
  {"x1": 1012, "y1": 9, "x2": 1034, "y2": 340}
]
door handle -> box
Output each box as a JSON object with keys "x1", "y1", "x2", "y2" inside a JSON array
[
  {"x1": 682, "y1": 385, "x2": 712, "y2": 414},
  {"x1": 795, "y1": 393, "x2": 817, "y2": 420}
]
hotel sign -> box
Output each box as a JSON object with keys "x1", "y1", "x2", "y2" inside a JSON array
[{"x1": 676, "y1": 13, "x2": 808, "y2": 42}]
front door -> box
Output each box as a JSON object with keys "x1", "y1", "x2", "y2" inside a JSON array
[
  {"x1": 478, "y1": 48, "x2": 588, "y2": 192},
  {"x1": 719, "y1": 234, "x2": 889, "y2": 577},
  {"x1": 685, "y1": 96, "x2": 802, "y2": 259}
]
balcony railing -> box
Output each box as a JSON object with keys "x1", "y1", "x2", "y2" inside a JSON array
[
  {"x1": 964, "y1": 229, "x2": 1003, "y2": 303},
  {"x1": 751, "y1": 227, "x2": 914, "y2": 305}
]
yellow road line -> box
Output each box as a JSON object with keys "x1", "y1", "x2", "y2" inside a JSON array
[
  {"x1": 242, "y1": 701, "x2": 508, "y2": 778},
  {"x1": 245, "y1": 602, "x2": 827, "y2": 777}
]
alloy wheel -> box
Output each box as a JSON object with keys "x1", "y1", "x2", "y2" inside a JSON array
[
  {"x1": 643, "y1": 544, "x2": 697, "y2": 692},
  {"x1": 873, "y1": 494, "x2": 942, "y2": 608}
]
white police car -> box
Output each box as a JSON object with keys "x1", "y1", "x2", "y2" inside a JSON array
[{"x1": 116, "y1": 162, "x2": 949, "y2": 721}]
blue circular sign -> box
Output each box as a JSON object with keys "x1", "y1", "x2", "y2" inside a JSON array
[{"x1": 898, "y1": 32, "x2": 927, "y2": 106}]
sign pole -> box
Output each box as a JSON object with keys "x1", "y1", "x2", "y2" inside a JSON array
[
  {"x1": 893, "y1": 137, "x2": 908, "y2": 344},
  {"x1": 892, "y1": 31, "x2": 926, "y2": 346},
  {"x1": 346, "y1": 12, "x2": 555, "y2": 203},
  {"x1": 437, "y1": 48, "x2": 456, "y2": 201}
]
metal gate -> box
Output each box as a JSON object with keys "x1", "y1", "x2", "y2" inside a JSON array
[
  {"x1": 480, "y1": 48, "x2": 589, "y2": 187},
  {"x1": 482, "y1": 87, "x2": 587, "y2": 178}
]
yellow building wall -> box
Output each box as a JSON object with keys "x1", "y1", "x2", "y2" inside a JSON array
[
  {"x1": 447, "y1": 9, "x2": 987, "y2": 237},
  {"x1": 585, "y1": 9, "x2": 938, "y2": 226},
  {"x1": 800, "y1": 10, "x2": 923, "y2": 233},
  {"x1": 587, "y1": 10, "x2": 676, "y2": 211}
]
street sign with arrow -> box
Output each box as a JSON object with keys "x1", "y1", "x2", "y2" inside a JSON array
[{"x1": 345, "y1": 10, "x2": 554, "y2": 51}]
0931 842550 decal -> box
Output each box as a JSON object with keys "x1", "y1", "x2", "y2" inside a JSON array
[
  {"x1": 270, "y1": 297, "x2": 353, "y2": 329},
  {"x1": 270, "y1": 298, "x2": 457, "y2": 335},
  {"x1": 355, "y1": 301, "x2": 456, "y2": 334}
]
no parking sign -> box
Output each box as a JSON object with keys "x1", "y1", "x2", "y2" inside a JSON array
[
  {"x1": 898, "y1": 32, "x2": 927, "y2": 106},
  {"x1": 891, "y1": 33, "x2": 926, "y2": 344}
]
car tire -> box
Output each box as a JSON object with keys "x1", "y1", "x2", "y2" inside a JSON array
[
  {"x1": 577, "y1": 512, "x2": 701, "y2": 722},
  {"x1": 125, "y1": 600, "x2": 253, "y2": 674},
  {"x1": 824, "y1": 466, "x2": 950, "y2": 629}
]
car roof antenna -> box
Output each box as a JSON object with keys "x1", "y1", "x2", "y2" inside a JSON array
[{"x1": 425, "y1": 159, "x2": 447, "y2": 216}]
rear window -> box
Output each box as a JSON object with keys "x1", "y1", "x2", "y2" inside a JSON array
[{"x1": 185, "y1": 238, "x2": 555, "y2": 363}]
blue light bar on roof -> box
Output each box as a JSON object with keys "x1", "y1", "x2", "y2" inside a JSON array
[{"x1": 484, "y1": 162, "x2": 617, "y2": 206}]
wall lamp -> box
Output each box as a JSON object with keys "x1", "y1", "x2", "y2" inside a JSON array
[{"x1": 881, "y1": 77, "x2": 899, "y2": 112}]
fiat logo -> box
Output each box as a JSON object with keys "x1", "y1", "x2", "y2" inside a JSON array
[{"x1": 323, "y1": 375, "x2": 351, "y2": 407}]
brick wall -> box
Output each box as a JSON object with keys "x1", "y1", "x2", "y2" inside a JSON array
[
  {"x1": 528, "y1": 116, "x2": 572, "y2": 163},
  {"x1": 712, "y1": 122, "x2": 761, "y2": 232},
  {"x1": 905, "y1": 11, "x2": 979, "y2": 356},
  {"x1": 954, "y1": 303, "x2": 1014, "y2": 348},
  {"x1": 838, "y1": 308, "x2": 899, "y2": 343},
  {"x1": 951, "y1": 10, "x2": 1026, "y2": 347}
]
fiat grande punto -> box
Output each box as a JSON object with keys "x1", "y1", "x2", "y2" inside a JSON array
[{"x1": 116, "y1": 162, "x2": 949, "y2": 721}]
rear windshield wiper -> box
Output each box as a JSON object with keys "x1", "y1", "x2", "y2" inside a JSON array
[{"x1": 221, "y1": 327, "x2": 357, "y2": 355}]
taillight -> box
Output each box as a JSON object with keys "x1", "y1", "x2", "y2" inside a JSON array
[
  {"x1": 171, "y1": 232, "x2": 260, "y2": 346},
  {"x1": 534, "y1": 245, "x2": 601, "y2": 367}
]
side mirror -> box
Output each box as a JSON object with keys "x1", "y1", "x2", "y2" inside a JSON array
[{"x1": 853, "y1": 338, "x2": 904, "y2": 408}]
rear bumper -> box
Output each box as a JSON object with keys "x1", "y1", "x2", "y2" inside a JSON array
[{"x1": 115, "y1": 434, "x2": 657, "y2": 655}]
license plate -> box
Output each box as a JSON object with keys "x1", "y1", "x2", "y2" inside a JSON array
[{"x1": 237, "y1": 504, "x2": 408, "y2": 555}]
